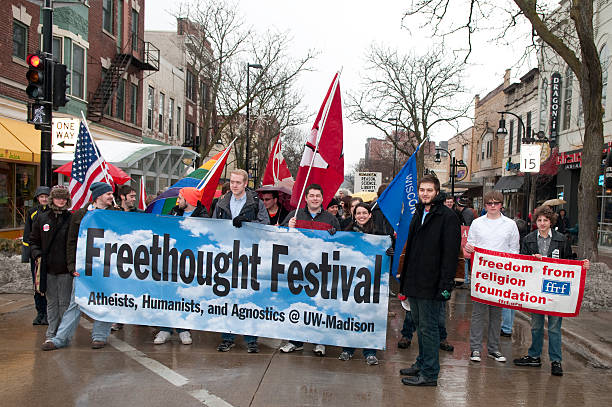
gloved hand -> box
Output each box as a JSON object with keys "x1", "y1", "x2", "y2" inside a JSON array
[
  {"x1": 436, "y1": 288, "x2": 452, "y2": 301},
  {"x1": 327, "y1": 227, "x2": 337, "y2": 235},
  {"x1": 386, "y1": 246, "x2": 395, "y2": 256},
  {"x1": 232, "y1": 215, "x2": 248, "y2": 228}
]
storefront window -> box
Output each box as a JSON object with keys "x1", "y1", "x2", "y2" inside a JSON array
[{"x1": 0, "y1": 162, "x2": 37, "y2": 230}]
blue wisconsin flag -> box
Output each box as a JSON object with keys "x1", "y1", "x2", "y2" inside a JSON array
[{"x1": 377, "y1": 145, "x2": 420, "y2": 276}]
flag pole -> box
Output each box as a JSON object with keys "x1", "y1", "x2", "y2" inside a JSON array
[{"x1": 295, "y1": 72, "x2": 341, "y2": 208}]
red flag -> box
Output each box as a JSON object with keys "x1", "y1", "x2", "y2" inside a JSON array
[
  {"x1": 196, "y1": 139, "x2": 235, "y2": 210},
  {"x1": 138, "y1": 177, "x2": 147, "y2": 211},
  {"x1": 262, "y1": 133, "x2": 293, "y2": 187},
  {"x1": 291, "y1": 73, "x2": 343, "y2": 208}
]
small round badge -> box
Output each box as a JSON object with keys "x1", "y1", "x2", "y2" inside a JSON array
[{"x1": 43, "y1": 224, "x2": 50, "y2": 232}]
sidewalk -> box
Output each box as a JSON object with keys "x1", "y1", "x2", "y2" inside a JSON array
[{"x1": 516, "y1": 310, "x2": 612, "y2": 369}]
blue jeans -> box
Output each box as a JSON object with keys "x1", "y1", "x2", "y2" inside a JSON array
[
  {"x1": 408, "y1": 297, "x2": 443, "y2": 381},
  {"x1": 161, "y1": 327, "x2": 188, "y2": 334},
  {"x1": 464, "y1": 261, "x2": 471, "y2": 285},
  {"x1": 528, "y1": 314, "x2": 563, "y2": 362},
  {"x1": 501, "y1": 308, "x2": 515, "y2": 334},
  {"x1": 222, "y1": 333, "x2": 257, "y2": 343},
  {"x1": 51, "y1": 284, "x2": 112, "y2": 347},
  {"x1": 401, "y1": 305, "x2": 447, "y2": 341},
  {"x1": 342, "y1": 347, "x2": 376, "y2": 357}
]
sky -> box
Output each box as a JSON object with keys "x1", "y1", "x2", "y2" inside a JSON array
[{"x1": 144, "y1": 0, "x2": 535, "y2": 169}]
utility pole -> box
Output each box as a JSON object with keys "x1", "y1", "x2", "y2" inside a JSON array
[{"x1": 40, "y1": 0, "x2": 54, "y2": 187}]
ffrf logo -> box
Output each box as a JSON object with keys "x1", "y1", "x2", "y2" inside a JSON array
[{"x1": 542, "y1": 279, "x2": 571, "y2": 296}]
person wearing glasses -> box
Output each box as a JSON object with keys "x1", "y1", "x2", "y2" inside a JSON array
[
  {"x1": 260, "y1": 190, "x2": 289, "y2": 226},
  {"x1": 463, "y1": 191, "x2": 519, "y2": 364}
]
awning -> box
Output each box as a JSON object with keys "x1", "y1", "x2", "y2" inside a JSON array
[
  {"x1": 0, "y1": 117, "x2": 40, "y2": 163},
  {"x1": 494, "y1": 175, "x2": 524, "y2": 192}
]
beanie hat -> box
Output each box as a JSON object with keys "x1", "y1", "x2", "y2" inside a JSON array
[
  {"x1": 180, "y1": 187, "x2": 201, "y2": 207},
  {"x1": 34, "y1": 186, "x2": 51, "y2": 198},
  {"x1": 49, "y1": 185, "x2": 72, "y2": 210},
  {"x1": 90, "y1": 182, "x2": 113, "y2": 202},
  {"x1": 327, "y1": 198, "x2": 340, "y2": 209}
]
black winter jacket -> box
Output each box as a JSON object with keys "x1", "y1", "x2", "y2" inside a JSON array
[
  {"x1": 30, "y1": 210, "x2": 72, "y2": 275},
  {"x1": 281, "y1": 207, "x2": 341, "y2": 230},
  {"x1": 212, "y1": 190, "x2": 269, "y2": 224},
  {"x1": 170, "y1": 201, "x2": 209, "y2": 218},
  {"x1": 400, "y1": 194, "x2": 461, "y2": 299},
  {"x1": 520, "y1": 229, "x2": 572, "y2": 259},
  {"x1": 21, "y1": 204, "x2": 49, "y2": 262}
]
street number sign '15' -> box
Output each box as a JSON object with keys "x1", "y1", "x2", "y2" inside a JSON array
[{"x1": 520, "y1": 144, "x2": 542, "y2": 173}]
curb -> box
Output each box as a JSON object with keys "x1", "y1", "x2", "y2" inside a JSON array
[{"x1": 516, "y1": 311, "x2": 612, "y2": 369}]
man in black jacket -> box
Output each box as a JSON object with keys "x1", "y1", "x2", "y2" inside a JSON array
[
  {"x1": 30, "y1": 186, "x2": 72, "y2": 343},
  {"x1": 22, "y1": 186, "x2": 50, "y2": 325},
  {"x1": 213, "y1": 170, "x2": 268, "y2": 353},
  {"x1": 399, "y1": 175, "x2": 461, "y2": 386}
]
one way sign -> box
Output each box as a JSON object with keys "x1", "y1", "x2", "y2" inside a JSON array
[{"x1": 52, "y1": 118, "x2": 80, "y2": 153}]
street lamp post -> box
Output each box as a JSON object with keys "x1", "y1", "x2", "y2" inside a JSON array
[
  {"x1": 388, "y1": 117, "x2": 399, "y2": 177},
  {"x1": 434, "y1": 147, "x2": 466, "y2": 198},
  {"x1": 496, "y1": 111, "x2": 551, "y2": 222},
  {"x1": 245, "y1": 63, "x2": 263, "y2": 178}
]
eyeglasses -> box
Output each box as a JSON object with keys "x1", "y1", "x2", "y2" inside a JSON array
[{"x1": 485, "y1": 201, "x2": 502, "y2": 206}]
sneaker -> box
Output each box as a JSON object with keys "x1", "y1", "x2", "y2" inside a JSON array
[
  {"x1": 470, "y1": 350, "x2": 481, "y2": 362},
  {"x1": 279, "y1": 342, "x2": 303, "y2": 353},
  {"x1": 154, "y1": 330, "x2": 171, "y2": 345},
  {"x1": 41, "y1": 340, "x2": 57, "y2": 351},
  {"x1": 338, "y1": 351, "x2": 353, "y2": 361},
  {"x1": 439, "y1": 340, "x2": 454, "y2": 352},
  {"x1": 111, "y1": 323, "x2": 124, "y2": 331},
  {"x1": 91, "y1": 340, "x2": 106, "y2": 349},
  {"x1": 551, "y1": 361, "x2": 563, "y2": 376},
  {"x1": 397, "y1": 337, "x2": 411, "y2": 349},
  {"x1": 500, "y1": 330, "x2": 512, "y2": 337},
  {"x1": 488, "y1": 351, "x2": 507, "y2": 362},
  {"x1": 513, "y1": 355, "x2": 542, "y2": 367},
  {"x1": 247, "y1": 342, "x2": 259, "y2": 353},
  {"x1": 365, "y1": 355, "x2": 379, "y2": 365},
  {"x1": 217, "y1": 340, "x2": 235, "y2": 352},
  {"x1": 313, "y1": 344, "x2": 326, "y2": 356},
  {"x1": 179, "y1": 331, "x2": 192, "y2": 345}
]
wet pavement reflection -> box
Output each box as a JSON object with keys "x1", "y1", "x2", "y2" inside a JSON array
[{"x1": 1, "y1": 290, "x2": 611, "y2": 406}]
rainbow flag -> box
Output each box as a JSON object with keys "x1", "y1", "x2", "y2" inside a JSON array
[{"x1": 145, "y1": 151, "x2": 224, "y2": 214}]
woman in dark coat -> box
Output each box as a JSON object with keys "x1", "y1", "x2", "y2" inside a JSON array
[
  {"x1": 30, "y1": 185, "x2": 72, "y2": 342},
  {"x1": 513, "y1": 205, "x2": 590, "y2": 377},
  {"x1": 338, "y1": 202, "x2": 387, "y2": 366}
]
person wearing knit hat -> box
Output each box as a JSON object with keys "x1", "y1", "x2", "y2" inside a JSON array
[
  {"x1": 41, "y1": 181, "x2": 118, "y2": 352},
  {"x1": 23, "y1": 186, "x2": 51, "y2": 326},
  {"x1": 30, "y1": 184, "x2": 73, "y2": 344},
  {"x1": 154, "y1": 186, "x2": 208, "y2": 346}
]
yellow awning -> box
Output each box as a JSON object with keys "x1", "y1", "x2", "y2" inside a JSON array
[{"x1": 0, "y1": 117, "x2": 40, "y2": 163}]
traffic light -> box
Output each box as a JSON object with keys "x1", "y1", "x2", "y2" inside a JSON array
[
  {"x1": 25, "y1": 53, "x2": 46, "y2": 100},
  {"x1": 53, "y1": 63, "x2": 70, "y2": 109}
]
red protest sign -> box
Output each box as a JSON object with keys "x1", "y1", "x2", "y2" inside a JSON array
[{"x1": 470, "y1": 247, "x2": 586, "y2": 317}]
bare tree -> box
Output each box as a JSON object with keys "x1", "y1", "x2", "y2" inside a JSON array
[
  {"x1": 405, "y1": 0, "x2": 603, "y2": 260},
  {"x1": 281, "y1": 127, "x2": 308, "y2": 176},
  {"x1": 348, "y1": 45, "x2": 471, "y2": 174},
  {"x1": 174, "y1": 0, "x2": 315, "y2": 167}
]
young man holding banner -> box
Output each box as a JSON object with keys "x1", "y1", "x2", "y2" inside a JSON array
[
  {"x1": 213, "y1": 169, "x2": 269, "y2": 353},
  {"x1": 398, "y1": 175, "x2": 460, "y2": 386},
  {"x1": 280, "y1": 183, "x2": 340, "y2": 356},
  {"x1": 513, "y1": 205, "x2": 590, "y2": 376},
  {"x1": 464, "y1": 190, "x2": 520, "y2": 363}
]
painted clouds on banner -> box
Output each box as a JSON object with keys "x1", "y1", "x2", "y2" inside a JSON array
[{"x1": 74, "y1": 211, "x2": 391, "y2": 349}]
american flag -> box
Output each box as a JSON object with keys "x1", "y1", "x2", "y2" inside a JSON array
[{"x1": 69, "y1": 121, "x2": 114, "y2": 210}]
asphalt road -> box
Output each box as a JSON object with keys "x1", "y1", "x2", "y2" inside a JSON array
[{"x1": 1, "y1": 290, "x2": 611, "y2": 407}]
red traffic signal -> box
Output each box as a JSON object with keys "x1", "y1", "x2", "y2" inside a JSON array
[{"x1": 26, "y1": 53, "x2": 46, "y2": 100}]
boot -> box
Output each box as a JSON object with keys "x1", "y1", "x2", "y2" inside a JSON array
[
  {"x1": 40, "y1": 314, "x2": 48, "y2": 325},
  {"x1": 32, "y1": 312, "x2": 44, "y2": 325}
]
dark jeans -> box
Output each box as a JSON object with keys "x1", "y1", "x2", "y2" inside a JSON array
[
  {"x1": 408, "y1": 297, "x2": 443, "y2": 381},
  {"x1": 401, "y1": 303, "x2": 447, "y2": 341},
  {"x1": 222, "y1": 333, "x2": 257, "y2": 344},
  {"x1": 30, "y1": 259, "x2": 46, "y2": 315}
]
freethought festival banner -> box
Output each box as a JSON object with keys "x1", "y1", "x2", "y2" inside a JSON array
[
  {"x1": 74, "y1": 211, "x2": 391, "y2": 349},
  {"x1": 471, "y1": 247, "x2": 586, "y2": 317}
]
